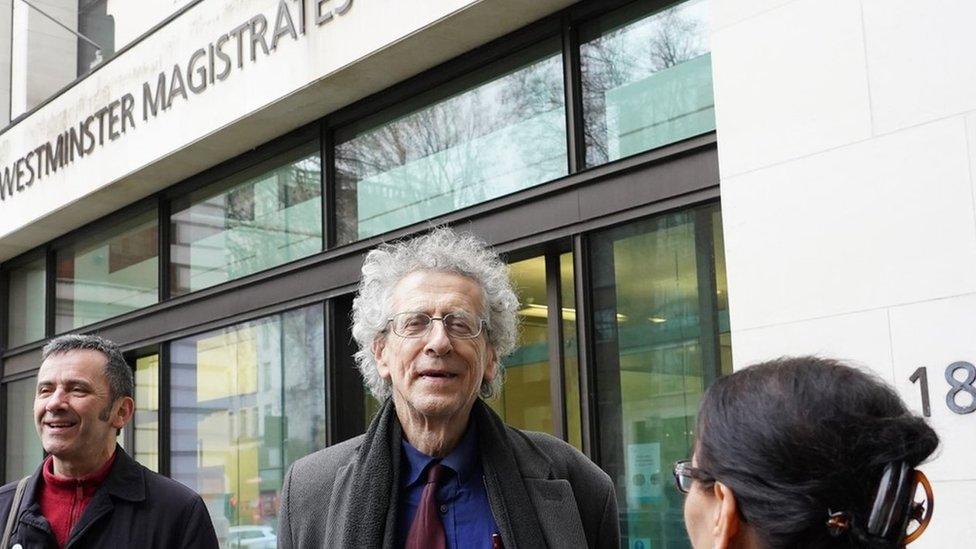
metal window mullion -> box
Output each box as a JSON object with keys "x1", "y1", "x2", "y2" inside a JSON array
[
  {"x1": 321, "y1": 122, "x2": 335, "y2": 250},
  {"x1": 0, "y1": 382, "x2": 6, "y2": 480},
  {"x1": 545, "y1": 251, "x2": 567, "y2": 442},
  {"x1": 278, "y1": 308, "x2": 287, "y2": 476},
  {"x1": 159, "y1": 341, "x2": 171, "y2": 477},
  {"x1": 0, "y1": 265, "x2": 8, "y2": 361},
  {"x1": 45, "y1": 245, "x2": 56, "y2": 337},
  {"x1": 693, "y1": 207, "x2": 721, "y2": 388},
  {"x1": 324, "y1": 299, "x2": 337, "y2": 446},
  {"x1": 561, "y1": 15, "x2": 586, "y2": 174},
  {"x1": 572, "y1": 233, "x2": 597, "y2": 461},
  {"x1": 158, "y1": 196, "x2": 171, "y2": 302}
]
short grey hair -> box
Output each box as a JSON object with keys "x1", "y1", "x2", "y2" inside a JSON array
[
  {"x1": 351, "y1": 228, "x2": 519, "y2": 400},
  {"x1": 42, "y1": 334, "x2": 134, "y2": 403}
]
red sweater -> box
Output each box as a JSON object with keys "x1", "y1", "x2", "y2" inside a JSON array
[{"x1": 39, "y1": 451, "x2": 117, "y2": 548}]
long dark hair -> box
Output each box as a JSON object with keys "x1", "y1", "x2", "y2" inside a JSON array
[{"x1": 695, "y1": 356, "x2": 938, "y2": 548}]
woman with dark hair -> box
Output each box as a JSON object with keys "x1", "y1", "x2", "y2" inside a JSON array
[{"x1": 675, "y1": 356, "x2": 938, "y2": 549}]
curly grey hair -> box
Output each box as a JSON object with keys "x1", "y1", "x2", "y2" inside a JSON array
[{"x1": 351, "y1": 227, "x2": 519, "y2": 400}]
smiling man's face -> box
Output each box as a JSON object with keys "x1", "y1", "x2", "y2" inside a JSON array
[
  {"x1": 375, "y1": 270, "x2": 496, "y2": 427},
  {"x1": 34, "y1": 349, "x2": 128, "y2": 474}
]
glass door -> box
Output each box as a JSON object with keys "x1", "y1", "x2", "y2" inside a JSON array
[{"x1": 589, "y1": 204, "x2": 729, "y2": 549}]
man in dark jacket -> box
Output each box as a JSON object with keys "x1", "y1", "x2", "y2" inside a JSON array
[
  {"x1": 0, "y1": 334, "x2": 218, "y2": 548},
  {"x1": 279, "y1": 228, "x2": 619, "y2": 548}
]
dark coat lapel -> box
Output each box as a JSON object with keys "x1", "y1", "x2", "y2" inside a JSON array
[
  {"x1": 335, "y1": 399, "x2": 590, "y2": 549},
  {"x1": 523, "y1": 478, "x2": 588, "y2": 547},
  {"x1": 474, "y1": 400, "x2": 549, "y2": 549},
  {"x1": 475, "y1": 401, "x2": 589, "y2": 548},
  {"x1": 338, "y1": 398, "x2": 401, "y2": 549}
]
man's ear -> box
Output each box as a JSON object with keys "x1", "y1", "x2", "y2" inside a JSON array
[
  {"x1": 373, "y1": 336, "x2": 391, "y2": 380},
  {"x1": 711, "y1": 482, "x2": 741, "y2": 549},
  {"x1": 112, "y1": 396, "x2": 135, "y2": 430}
]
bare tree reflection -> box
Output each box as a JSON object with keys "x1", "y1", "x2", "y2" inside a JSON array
[
  {"x1": 581, "y1": 2, "x2": 709, "y2": 167},
  {"x1": 335, "y1": 51, "x2": 566, "y2": 243}
]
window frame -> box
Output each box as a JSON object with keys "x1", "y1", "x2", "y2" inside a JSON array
[{"x1": 0, "y1": 0, "x2": 720, "y2": 479}]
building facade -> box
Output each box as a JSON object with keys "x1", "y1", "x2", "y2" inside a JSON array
[{"x1": 0, "y1": 0, "x2": 971, "y2": 548}]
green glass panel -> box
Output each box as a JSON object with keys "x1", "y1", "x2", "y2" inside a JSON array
[
  {"x1": 5, "y1": 376, "x2": 43, "y2": 481},
  {"x1": 489, "y1": 256, "x2": 552, "y2": 433},
  {"x1": 134, "y1": 354, "x2": 160, "y2": 472},
  {"x1": 171, "y1": 142, "x2": 322, "y2": 296},
  {"x1": 55, "y1": 209, "x2": 158, "y2": 332},
  {"x1": 170, "y1": 305, "x2": 325, "y2": 547},
  {"x1": 560, "y1": 252, "x2": 583, "y2": 451},
  {"x1": 713, "y1": 210, "x2": 732, "y2": 375},
  {"x1": 590, "y1": 204, "x2": 728, "y2": 549},
  {"x1": 7, "y1": 257, "x2": 46, "y2": 347},
  {"x1": 582, "y1": 0, "x2": 713, "y2": 168},
  {"x1": 335, "y1": 39, "x2": 567, "y2": 244}
]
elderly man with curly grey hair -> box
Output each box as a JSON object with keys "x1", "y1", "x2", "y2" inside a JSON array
[{"x1": 279, "y1": 228, "x2": 619, "y2": 549}]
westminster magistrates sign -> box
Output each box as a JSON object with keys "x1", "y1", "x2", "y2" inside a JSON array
[{"x1": 0, "y1": 0, "x2": 351, "y2": 203}]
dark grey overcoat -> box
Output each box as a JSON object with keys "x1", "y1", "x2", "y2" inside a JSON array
[{"x1": 278, "y1": 425, "x2": 620, "y2": 548}]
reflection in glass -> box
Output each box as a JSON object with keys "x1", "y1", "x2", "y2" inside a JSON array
[
  {"x1": 489, "y1": 256, "x2": 552, "y2": 433},
  {"x1": 170, "y1": 305, "x2": 325, "y2": 548},
  {"x1": 134, "y1": 354, "x2": 160, "y2": 472},
  {"x1": 55, "y1": 209, "x2": 158, "y2": 332},
  {"x1": 9, "y1": 0, "x2": 194, "y2": 119},
  {"x1": 170, "y1": 143, "x2": 322, "y2": 296},
  {"x1": 560, "y1": 252, "x2": 583, "y2": 450},
  {"x1": 5, "y1": 376, "x2": 43, "y2": 482},
  {"x1": 7, "y1": 257, "x2": 46, "y2": 347},
  {"x1": 712, "y1": 210, "x2": 732, "y2": 375},
  {"x1": 581, "y1": 0, "x2": 713, "y2": 168},
  {"x1": 590, "y1": 204, "x2": 727, "y2": 549},
  {"x1": 335, "y1": 39, "x2": 567, "y2": 244}
]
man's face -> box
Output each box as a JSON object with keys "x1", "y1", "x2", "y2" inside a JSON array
[
  {"x1": 34, "y1": 350, "x2": 128, "y2": 466},
  {"x1": 374, "y1": 270, "x2": 497, "y2": 424}
]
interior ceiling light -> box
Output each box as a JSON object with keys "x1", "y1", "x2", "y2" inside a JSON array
[{"x1": 518, "y1": 304, "x2": 627, "y2": 322}]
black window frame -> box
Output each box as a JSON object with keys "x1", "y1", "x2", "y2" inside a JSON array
[{"x1": 0, "y1": 0, "x2": 721, "y2": 472}]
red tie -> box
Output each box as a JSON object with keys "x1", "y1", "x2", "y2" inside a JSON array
[{"x1": 405, "y1": 462, "x2": 448, "y2": 549}]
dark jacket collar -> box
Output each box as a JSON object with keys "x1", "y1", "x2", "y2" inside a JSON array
[
  {"x1": 98, "y1": 445, "x2": 147, "y2": 502},
  {"x1": 22, "y1": 445, "x2": 145, "y2": 505},
  {"x1": 16, "y1": 445, "x2": 146, "y2": 543}
]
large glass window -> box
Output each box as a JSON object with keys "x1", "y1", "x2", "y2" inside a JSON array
[
  {"x1": 55, "y1": 209, "x2": 158, "y2": 332},
  {"x1": 590, "y1": 204, "x2": 728, "y2": 549},
  {"x1": 487, "y1": 252, "x2": 582, "y2": 448},
  {"x1": 170, "y1": 305, "x2": 325, "y2": 548},
  {"x1": 581, "y1": 0, "x2": 713, "y2": 168},
  {"x1": 490, "y1": 256, "x2": 553, "y2": 432},
  {"x1": 6, "y1": 257, "x2": 46, "y2": 347},
  {"x1": 170, "y1": 143, "x2": 322, "y2": 296},
  {"x1": 5, "y1": 376, "x2": 43, "y2": 481},
  {"x1": 335, "y1": 38, "x2": 567, "y2": 244}
]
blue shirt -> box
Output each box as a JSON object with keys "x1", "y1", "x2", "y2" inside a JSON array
[{"x1": 396, "y1": 423, "x2": 499, "y2": 549}]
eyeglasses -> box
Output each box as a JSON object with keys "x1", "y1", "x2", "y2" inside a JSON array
[
  {"x1": 673, "y1": 459, "x2": 714, "y2": 494},
  {"x1": 386, "y1": 311, "x2": 486, "y2": 339}
]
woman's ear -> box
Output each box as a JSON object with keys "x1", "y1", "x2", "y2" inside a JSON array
[{"x1": 710, "y1": 482, "x2": 741, "y2": 549}]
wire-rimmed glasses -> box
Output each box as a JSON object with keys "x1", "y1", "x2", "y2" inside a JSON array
[{"x1": 386, "y1": 311, "x2": 486, "y2": 339}]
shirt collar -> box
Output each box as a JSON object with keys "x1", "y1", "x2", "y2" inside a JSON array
[
  {"x1": 42, "y1": 448, "x2": 117, "y2": 489},
  {"x1": 401, "y1": 421, "x2": 479, "y2": 488}
]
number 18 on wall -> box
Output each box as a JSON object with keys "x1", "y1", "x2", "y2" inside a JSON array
[{"x1": 909, "y1": 362, "x2": 976, "y2": 417}]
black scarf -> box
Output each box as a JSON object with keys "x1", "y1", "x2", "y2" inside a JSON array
[{"x1": 341, "y1": 398, "x2": 547, "y2": 548}]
